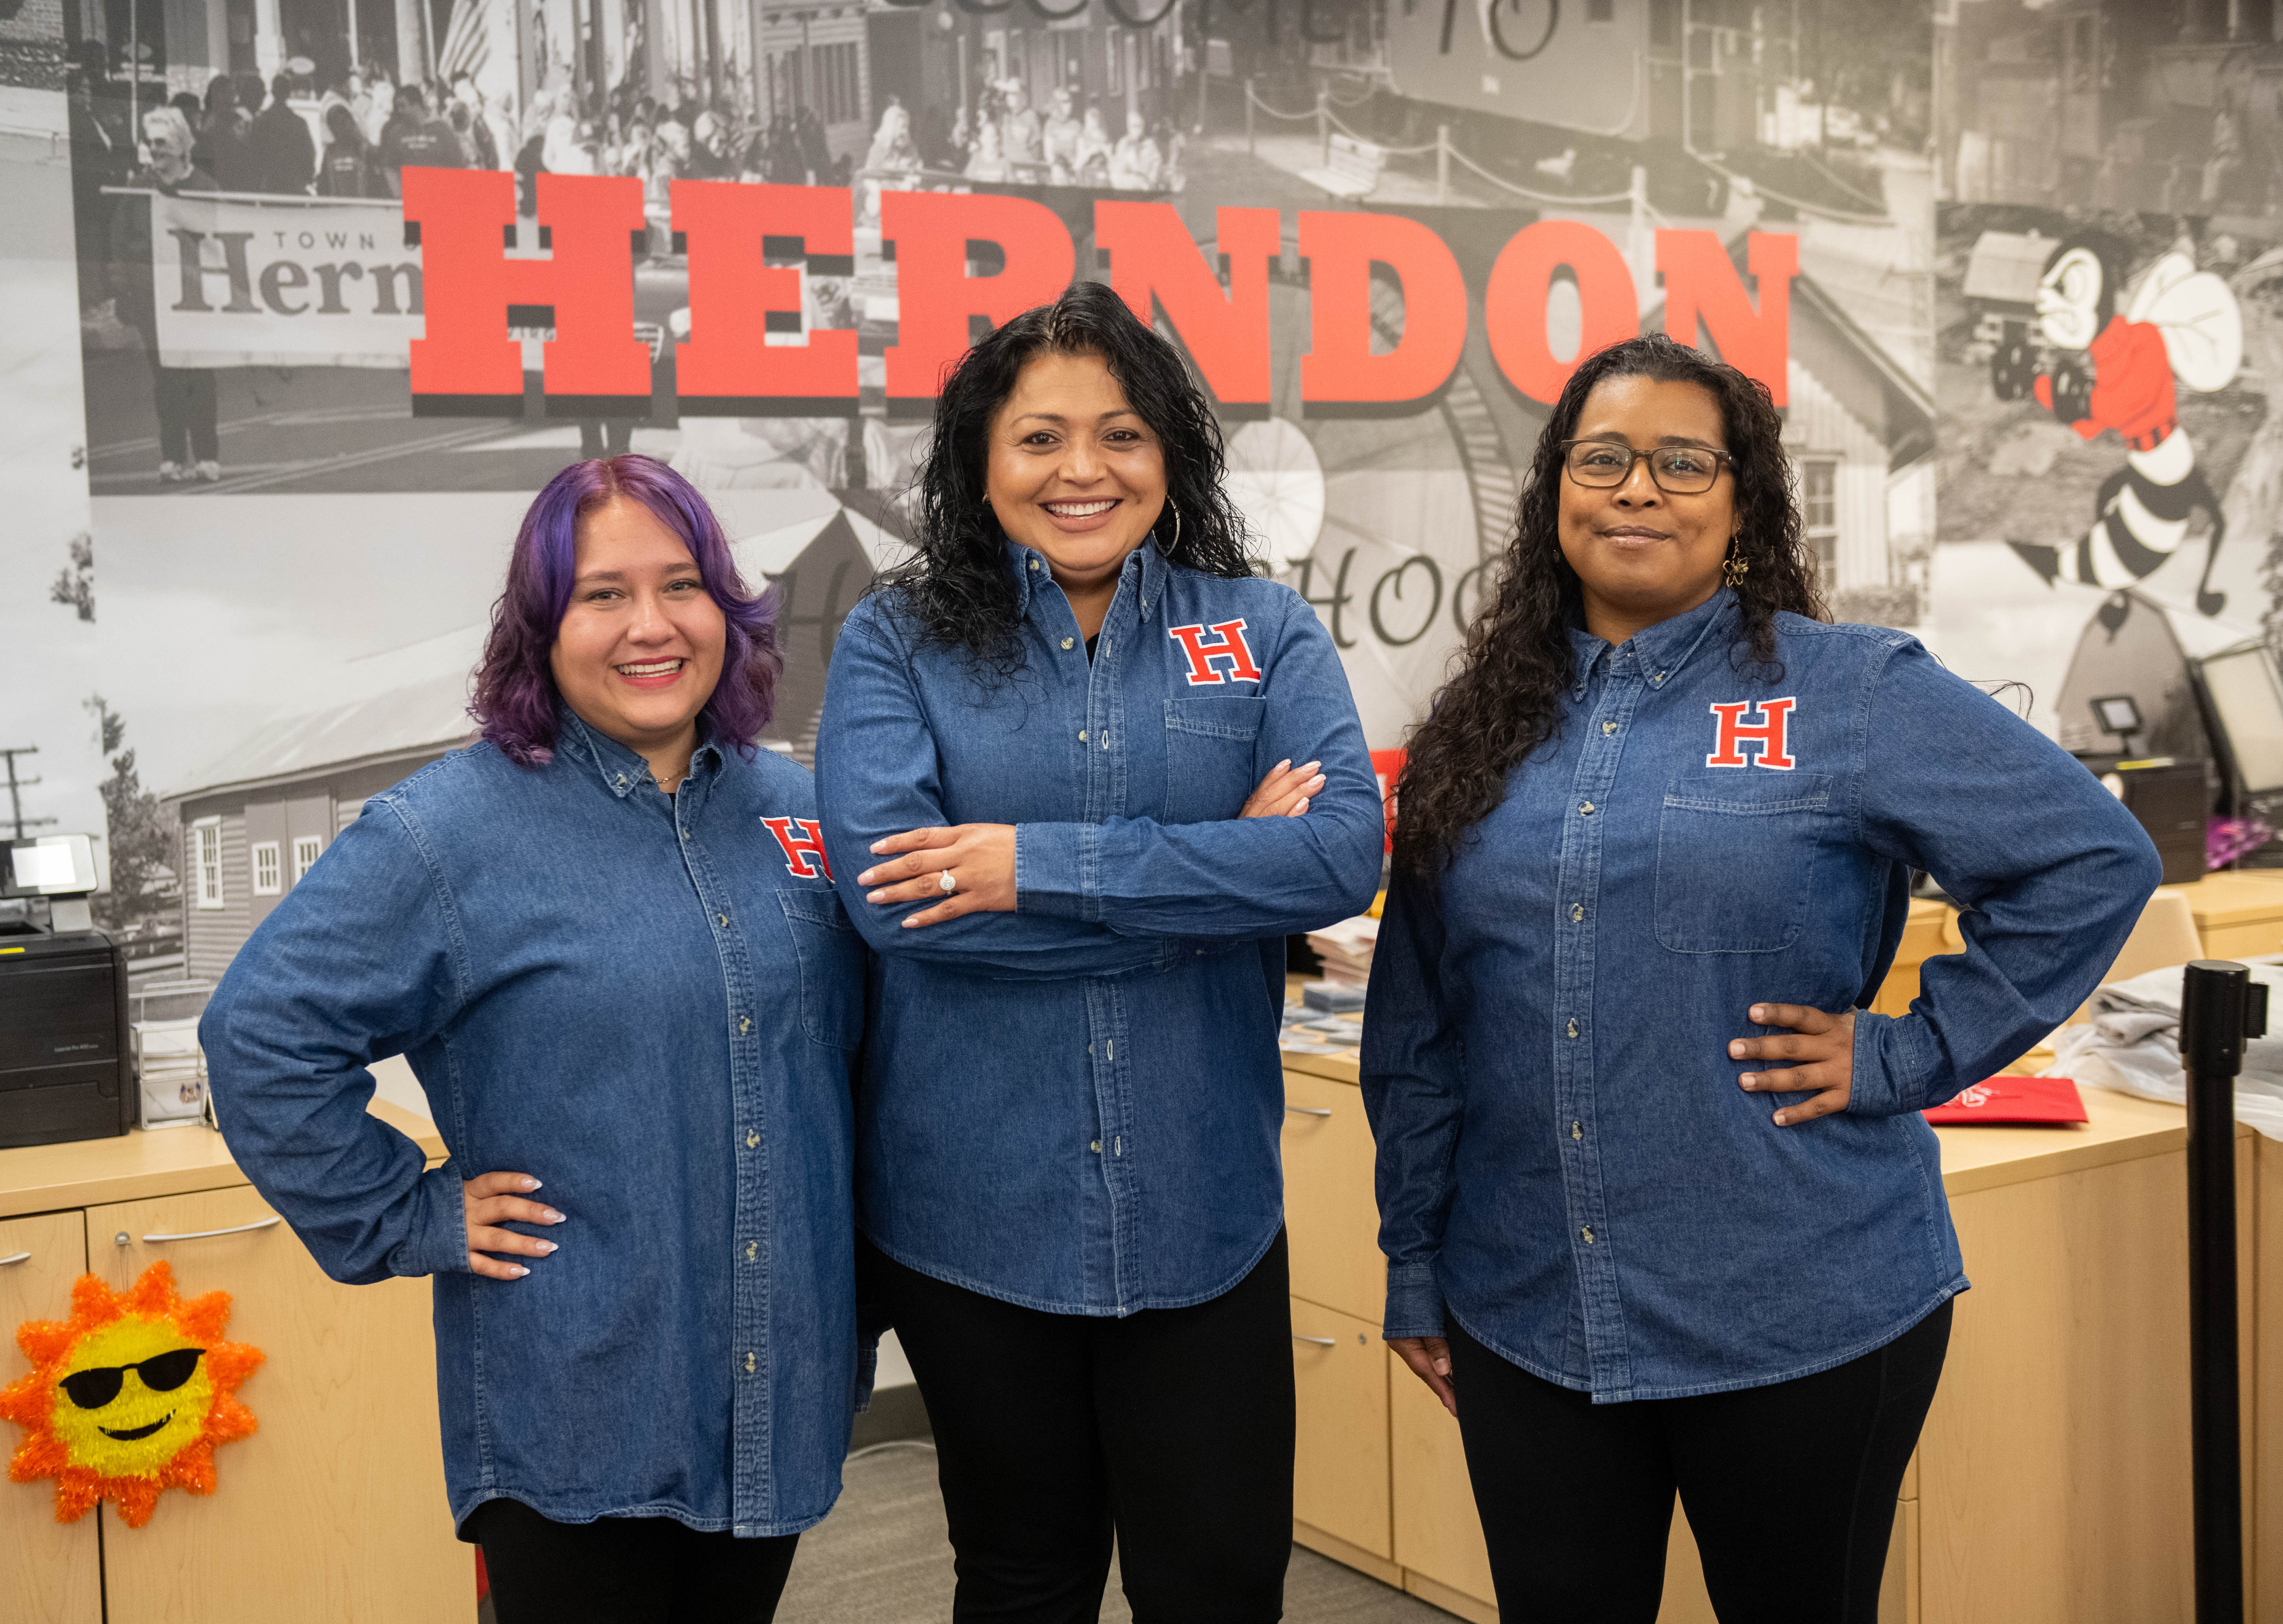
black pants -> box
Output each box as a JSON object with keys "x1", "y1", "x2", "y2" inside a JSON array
[
  {"x1": 1452, "y1": 1299, "x2": 1952, "y2": 1624},
  {"x1": 148, "y1": 354, "x2": 219, "y2": 465},
  {"x1": 867, "y1": 1231, "x2": 1295, "y2": 1622},
  {"x1": 471, "y1": 1497, "x2": 798, "y2": 1624}
]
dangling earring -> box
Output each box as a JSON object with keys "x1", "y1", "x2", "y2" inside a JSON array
[
  {"x1": 1158, "y1": 497, "x2": 1182, "y2": 553},
  {"x1": 1722, "y1": 540, "x2": 1749, "y2": 589}
]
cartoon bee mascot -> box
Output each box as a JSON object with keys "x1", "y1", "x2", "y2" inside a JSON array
[{"x1": 1994, "y1": 232, "x2": 2244, "y2": 615}]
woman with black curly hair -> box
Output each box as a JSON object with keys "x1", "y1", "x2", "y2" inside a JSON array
[
  {"x1": 815, "y1": 279, "x2": 1382, "y2": 1619},
  {"x1": 1362, "y1": 334, "x2": 2158, "y2": 1622}
]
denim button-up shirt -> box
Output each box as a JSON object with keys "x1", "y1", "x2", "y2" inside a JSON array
[
  {"x1": 815, "y1": 540, "x2": 1382, "y2": 1314},
  {"x1": 201, "y1": 716, "x2": 869, "y2": 1535},
  {"x1": 1363, "y1": 592, "x2": 2161, "y2": 1401}
]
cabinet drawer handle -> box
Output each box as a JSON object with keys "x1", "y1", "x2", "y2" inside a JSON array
[
  {"x1": 1292, "y1": 1333, "x2": 1338, "y2": 1346},
  {"x1": 127, "y1": 1216, "x2": 283, "y2": 1245},
  {"x1": 0, "y1": 1251, "x2": 28, "y2": 1267},
  {"x1": 1284, "y1": 1105, "x2": 1333, "y2": 1118}
]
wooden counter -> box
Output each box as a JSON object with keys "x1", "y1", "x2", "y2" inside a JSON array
[
  {"x1": 0, "y1": 1101, "x2": 444, "y2": 1219},
  {"x1": 1280, "y1": 1031, "x2": 2276, "y2": 1623},
  {"x1": 0, "y1": 1106, "x2": 467, "y2": 1624}
]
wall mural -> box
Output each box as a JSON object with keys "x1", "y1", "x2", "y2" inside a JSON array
[{"x1": 20, "y1": 0, "x2": 2170, "y2": 1028}]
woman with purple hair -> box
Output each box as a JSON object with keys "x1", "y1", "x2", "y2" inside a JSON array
[{"x1": 202, "y1": 455, "x2": 869, "y2": 1624}]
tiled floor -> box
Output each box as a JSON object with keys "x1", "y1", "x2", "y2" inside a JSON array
[{"x1": 773, "y1": 1442, "x2": 1458, "y2": 1623}]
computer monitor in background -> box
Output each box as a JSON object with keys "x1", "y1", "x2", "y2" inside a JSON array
[
  {"x1": 1, "y1": 834, "x2": 98, "y2": 899},
  {"x1": 2193, "y1": 644, "x2": 2283, "y2": 862}
]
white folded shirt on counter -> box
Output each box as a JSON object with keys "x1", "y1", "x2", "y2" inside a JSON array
[{"x1": 2048, "y1": 957, "x2": 2283, "y2": 1141}]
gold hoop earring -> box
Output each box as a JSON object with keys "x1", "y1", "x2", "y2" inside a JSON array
[{"x1": 1722, "y1": 542, "x2": 1749, "y2": 589}]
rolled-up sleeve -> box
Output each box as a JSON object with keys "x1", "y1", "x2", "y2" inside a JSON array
[
  {"x1": 201, "y1": 800, "x2": 471, "y2": 1284},
  {"x1": 1360, "y1": 871, "x2": 1465, "y2": 1339},
  {"x1": 1848, "y1": 640, "x2": 2163, "y2": 1116}
]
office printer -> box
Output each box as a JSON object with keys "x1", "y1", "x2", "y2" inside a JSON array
[{"x1": 0, "y1": 835, "x2": 132, "y2": 1150}]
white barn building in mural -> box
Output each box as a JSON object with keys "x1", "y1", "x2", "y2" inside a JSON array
[
  {"x1": 1650, "y1": 243, "x2": 1938, "y2": 626},
  {"x1": 162, "y1": 669, "x2": 476, "y2": 990}
]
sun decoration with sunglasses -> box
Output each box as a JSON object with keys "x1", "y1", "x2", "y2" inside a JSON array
[{"x1": 0, "y1": 1260, "x2": 263, "y2": 1525}]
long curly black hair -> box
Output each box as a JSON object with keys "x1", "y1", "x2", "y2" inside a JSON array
[
  {"x1": 877, "y1": 279, "x2": 1255, "y2": 676},
  {"x1": 1394, "y1": 332, "x2": 1827, "y2": 875}
]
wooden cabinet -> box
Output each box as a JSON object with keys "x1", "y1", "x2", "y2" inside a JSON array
[
  {"x1": 1282, "y1": 1046, "x2": 2268, "y2": 1624},
  {"x1": 1282, "y1": 1072, "x2": 1384, "y2": 1325},
  {"x1": 1289, "y1": 1297, "x2": 1391, "y2": 1561},
  {"x1": 0, "y1": 1105, "x2": 471, "y2": 1624},
  {"x1": 1913, "y1": 1132, "x2": 2255, "y2": 1623},
  {"x1": 0, "y1": 1209, "x2": 102, "y2": 1624},
  {"x1": 87, "y1": 1183, "x2": 465, "y2": 1624}
]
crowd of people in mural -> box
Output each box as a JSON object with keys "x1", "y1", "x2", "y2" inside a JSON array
[
  {"x1": 66, "y1": 46, "x2": 1182, "y2": 226},
  {"x1": 859, "y1": 79, "x2": 1184, "y2": 194},
  {"x1": 68, "y1": 55, "x2": 851, "y2": 210}
]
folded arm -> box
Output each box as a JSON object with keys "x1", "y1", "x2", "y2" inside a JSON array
[
  {"x1": 1015, "y1": 601, "x2": 1383, "y2": 937},
  {"x1": 816, "y1": 604, "x2": 1174, "y2": 978}
]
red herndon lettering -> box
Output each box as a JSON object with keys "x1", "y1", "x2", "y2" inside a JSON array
[{"x1": 403, "y1": 186, "x2": 1799, "y2": 413}]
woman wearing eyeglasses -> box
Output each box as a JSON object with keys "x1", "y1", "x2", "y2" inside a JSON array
[{"x1": 1363, "y1": 334, "x2": 2159, "y2": 1622}]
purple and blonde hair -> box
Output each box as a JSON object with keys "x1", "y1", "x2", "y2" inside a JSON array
[{"x1": 470, "y1": 455, "x2": 783, "y2": 766}]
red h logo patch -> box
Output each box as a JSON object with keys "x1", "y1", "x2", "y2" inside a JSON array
[
  {"x1": 761, "y1": 816, "x2": 833, "y2": 880},
  {"x1": 1167, "y1": 619, "x2": 1263, "y2": 686},
  {"x1": 1705, "y1": 698, "x2": 1798, "y2": 770}
]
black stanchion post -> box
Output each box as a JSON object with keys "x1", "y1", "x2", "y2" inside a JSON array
[{"x1": 2178, "y1": 960, "x2": 2265, "y2": 1624}]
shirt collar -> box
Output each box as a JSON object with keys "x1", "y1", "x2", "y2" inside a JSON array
[
  {"x1": 1565, "y1": 588, "x2": 1739, "y2": 697},
  {"x1": 1005, "y1": 535, "x2": 1170, "y2": 624},
  {"x1": 557, "y1": 707, "x2": 723, "y2": 799}
]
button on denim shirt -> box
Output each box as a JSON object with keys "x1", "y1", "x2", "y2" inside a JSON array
[
  {"x1": 1363, "y1": 592, "x2": 2161, "y2": 1401},
  {"x1": 200, "y1": 716, "x2": 870, "y2": 1535},
  {"x1": 815, "y1": 540, "x2": 1383, "y2": 1314}
]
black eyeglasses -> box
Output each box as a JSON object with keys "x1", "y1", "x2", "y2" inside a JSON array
[
  {"x1": 57, "y1": 1347, "x2": 204, "y2": 1410},
  {"x1": 1559, "y1": 439, "x2": 1731, "y2": 495}
]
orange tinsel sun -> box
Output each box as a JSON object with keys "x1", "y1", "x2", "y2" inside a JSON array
[{"x1": 0, "y1": 1260, "x2": 263, "y2": 1526}]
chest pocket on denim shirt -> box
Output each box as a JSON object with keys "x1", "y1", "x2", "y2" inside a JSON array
[
  {"x1": 1653, "y1": 771, "x2": 1834, "y2": 953},
  {"x1": 1162, "y1": 696, "x2": 1266, "y2": 825},
  {"x1": 774, "y1": 888, "x2": 866, "y2": 1050}
]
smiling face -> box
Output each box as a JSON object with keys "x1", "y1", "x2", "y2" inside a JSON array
[
  {"x1": 2035, "y1": 245, "x2": 2107, "y2": 350},
  {"x1": 141, "y1": 111, "x2": 192, "y2": 176},
  {"x1": 49, "y1": 1318, "x2": 214, "y2": 1477},
  {"x1": 1556, "y1": 374, "x2": 1738, "y2": 646},
  {"x1": 984, "y1": 349, "x2": 1168, "y2": 611},
  {"x1": 547, "y1": 495, "x2": 726, "y2": 776}
]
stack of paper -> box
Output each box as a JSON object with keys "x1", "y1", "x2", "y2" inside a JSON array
[{"x1": 1307, "y1": 915, "x2": 1379, "y2": 986}]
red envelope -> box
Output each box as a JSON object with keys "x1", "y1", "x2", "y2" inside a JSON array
[{"x1": 1922, "y1": 1075, "x2": 2089, "y2": 1126}]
